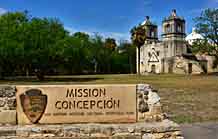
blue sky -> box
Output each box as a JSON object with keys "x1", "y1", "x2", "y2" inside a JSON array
[{"x1": 0, "y1": 0, "x2": 217, "y2": 41}]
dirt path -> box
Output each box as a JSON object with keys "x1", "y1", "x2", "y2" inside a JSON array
[{"x1": 181, "y1": 122, "x2": 218, "y2": 139}]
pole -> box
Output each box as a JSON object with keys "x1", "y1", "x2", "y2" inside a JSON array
[{"x1": 138, "y1": 46, "x2": 141, "y2": 75}]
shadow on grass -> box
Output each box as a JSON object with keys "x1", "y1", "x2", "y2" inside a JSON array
[
  {"x1": 195, "y1": 72, "x2": 218, "y2": 76},
  {"x1": 0, "y1": 76, "x2": 104, "y2": 83},
  {"x1": 43, "y1": 77, "x2": 103, "y2": 82}
]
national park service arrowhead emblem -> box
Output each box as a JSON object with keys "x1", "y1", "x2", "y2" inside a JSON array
[{"x1": 20, "y1": 89, "x2": 47, "y2": 124}]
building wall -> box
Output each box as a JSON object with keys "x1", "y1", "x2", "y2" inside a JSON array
[
  {"x1": 204, "y1": 56, "x2": 218, "y2": 73},
  {"x1": 136, "y1": 10, "x2": 205, "y2": 75},
  {"x1": 138, "y1": 42, "x2": 163, "y2": 74},
  {"x1": 196, "y1": 55, "x2": 218, "y2": 73},
  {"x1": 137, "y1": 40, "x2": 189, "y2": 74},
  {"x1": 136, "y1": 38, "x2": 205, "y2": 75},
  {"x1": 171, "y1": 56, "x2": 203, "y2": 74}
]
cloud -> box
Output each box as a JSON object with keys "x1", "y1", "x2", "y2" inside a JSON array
[
  {"x1": 65, "y1": 26, "x2": 75, "y2": 35},
  {"x1": 0, "y1": 8, "x2": 7, "y2": 15},
  {"x1": 65, "y1": 26, "x2": 130, "y2": 42},
  {"x1": 100, "y1": 32, "x2": 130, "y2": 41},
  {"x1": 65, "y1": 26, "x2": 96, "y2": 36}
]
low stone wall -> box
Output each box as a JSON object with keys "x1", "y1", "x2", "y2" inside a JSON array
[
  {"x1": 0, "y1": 84, "x2": 184, "y2": 139},
  {"x1": 0, "y1": 120, "x2": 183, "y2": 139},
  {"x1": 137, "y1": 84, "x2": 166, "y2": 122}
]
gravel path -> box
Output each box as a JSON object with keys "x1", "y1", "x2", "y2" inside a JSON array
[{"x1": 181, "y1": 122, "x2": 218, "y2": 139}]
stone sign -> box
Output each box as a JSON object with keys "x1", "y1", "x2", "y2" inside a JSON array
[{"x1": 16, "y1": 85, "x2": 136, "y2": 124}]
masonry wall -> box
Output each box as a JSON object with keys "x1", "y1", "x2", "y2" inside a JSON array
[
  {"x1": 0, "y1": 86, "x2": 16, "y2": 124},
  {"x1": 0, "y1": 85, "x2": 184, "y2": 139}
]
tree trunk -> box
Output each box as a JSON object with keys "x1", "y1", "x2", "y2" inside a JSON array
[
  {"x1": 35, "y1": 69, "x2": 44, "y2": 81},
  {"x1": 137, "y1": 46, "x2": 141, "y2": 75},
  {"x1": 25, "y1": 68, "x2": 29, "y2": 77},
  {"x1": 94, "y1": 62, "x2": 97, "y2": 73},
  {"x1": 129, "y1": 56, "x2": 132, "y2": 74}
]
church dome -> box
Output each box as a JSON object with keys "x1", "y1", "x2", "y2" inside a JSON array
[{"x1": 186, "y1": 28, "x2": 204, "y2": 45}]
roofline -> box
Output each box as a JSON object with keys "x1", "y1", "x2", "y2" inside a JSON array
[
  {"x1": 162, "y1": 18, "x2": 185, "y2": 23},
  {"x1": 161, "y1": 32, "x2": 186, "y2": 36},
  {"x1": 142, "y1": 24, "x2": 158, "y2": 27}
]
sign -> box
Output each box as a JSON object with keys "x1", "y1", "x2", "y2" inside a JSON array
[
  {"x1": 16, "y1": 85, "x2": 136, "y2": 124},
  {"x1": 20, "y1": 89, "x2": 47, "y2": 124}
]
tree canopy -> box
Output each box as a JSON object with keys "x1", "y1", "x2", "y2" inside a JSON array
[
  {"x1": 192, "y1": 8, "x2": 218, "y2": 67},
  {"x1": 130, "y1": 25, "x2": 146, "y2": 47},
  {"x1": 0, "y1": 11, "x2": 136, "y2": 80}
]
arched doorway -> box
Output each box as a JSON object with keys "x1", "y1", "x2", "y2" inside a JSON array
[{"x1": 151, "y1": 65, "x2": 156, "y2": 73}]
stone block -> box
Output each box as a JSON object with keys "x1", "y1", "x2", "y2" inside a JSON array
[
  {"x1": 111, "y1": 136, "x2": 123, "y2": 139},
  {"x1": 0, "y1": 111, "x2": 16, "y2": 124},
  {"x1": 123, "y1": 136, "x2": 141, "y2": 139},
  {"x1": 0, "y1": 130, "x2": 16, "y2": 137}
]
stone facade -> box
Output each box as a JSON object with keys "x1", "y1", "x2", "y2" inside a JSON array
[{"x1": 137, "y1": 9, "x2": 204, "y2": 74}]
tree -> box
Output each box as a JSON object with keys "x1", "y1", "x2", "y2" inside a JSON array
[
  {"x1": 104, "y1": 38, "x2": 117, "y2": 51},
  {"x1": 73, "y1": 32, "x2": 90, "y2": 42},
  {"x1": 0, "y1": 11, "x2": 138, "y2": 78},
  {"x1": 119, "y1": 42, "x2": 136, "y2": 73},
  {"x1": 130, "y1": 25, "x2": 146, "y2": 75},
  {"x1": 0, "y1": 12, "x2": 29, "y2": 78},
  {"x1": 25, "y1": 17, "x2": 67, "y2": 80},
  {"x1": 193, "y1": 8, "x2": 218, "y2": 67}
]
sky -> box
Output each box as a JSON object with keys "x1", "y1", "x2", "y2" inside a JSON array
[{"x1": 0, "y1": 0, "x2": 217, "y2": 41}]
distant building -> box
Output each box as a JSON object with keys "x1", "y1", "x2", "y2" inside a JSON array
[
  {"x1": 137, "y1": 9, "x2": 205, "y2": 74},
  {"x1": 185, "y1": 28, "x2": 204, "y2": 45},
  {"x1": 185, "y1": 28, "x2": 218, "y2": 73}
]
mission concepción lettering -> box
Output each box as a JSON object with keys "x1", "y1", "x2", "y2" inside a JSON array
[{"x1": 55, "y1": 88, "x2": 120, "y2": 110}]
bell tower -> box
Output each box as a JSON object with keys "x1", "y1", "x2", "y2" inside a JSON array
[
  {"x1": 162, "y1": 9, "x2": 187, "y2": 57},
  {"x1": 141, "y1": 16, "x2": 158, "y2": 44}
]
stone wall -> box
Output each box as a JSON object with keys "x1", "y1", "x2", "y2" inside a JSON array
[
  {"x1": 0, "y1": 86, "x2": 16, "y2": 124},
  {"x1": 0, "y1": 120, "x2": 183, "y2": 139},
  {"x1": 164, "y1": 56, "x2": 203, "y2": 74},
  {"x1": 202, "y1": 55, "x2": 218, "y2": 73},
  {"x1": 0, "y1": 84, "x2": 184, "y2": 139},
  {"x1": 137, "y1": 84, "x2": 166, "y2": 122}
]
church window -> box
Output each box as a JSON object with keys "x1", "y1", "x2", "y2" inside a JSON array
[
  {"x1": 177, "y1": 24, "x2": 182, "y2": 32},
  {"x1": 156, "y1": 51, "x2": 160, "y2": 56},
  {"x1": 148, "y1": 52, "x2": 151, "y2": 57},
  {"x1": 150, "y1": 31, "x2": 155, "y2": 37},
  {"x1": 166, "y1": 24, "x2": 171, "y2": 33}
]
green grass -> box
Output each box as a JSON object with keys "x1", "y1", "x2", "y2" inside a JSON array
[{"x1": 1, "y1": 74, "x2": 218, "y2": 124}]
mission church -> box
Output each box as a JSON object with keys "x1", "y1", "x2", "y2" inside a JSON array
[{"x1": 137, "y1": 9, "x2": 217, "y2": 74}]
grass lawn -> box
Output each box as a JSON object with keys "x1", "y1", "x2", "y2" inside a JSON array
[{"x1": 1, "y1": 74, "x2": 218, "y2": 124}]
